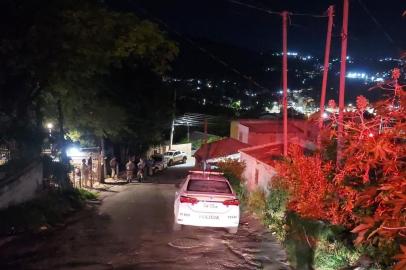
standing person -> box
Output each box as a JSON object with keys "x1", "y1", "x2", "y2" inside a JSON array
[
  {"x1": 137, "y1": 157, "x2": 146, "y2": 182},
  {"x1": 126, "y1": 158, "x2": 135, "y2": 183},
  {"x1": 109, "y1": 157, "x2": 117, "y2": 179},
  {"x1": 80, "y1": 159, "x2": 89, "y2": 187}
]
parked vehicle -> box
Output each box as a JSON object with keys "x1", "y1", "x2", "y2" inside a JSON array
[
  {"x1": 173, "y1": 170, "x2": 240, "y2": 234},
  {"x1": 163, "y1": 150, "x2": 187, "y2": 166},
  {"x1": 150, "y1": 154, "x2": 168, "y2": 174}
]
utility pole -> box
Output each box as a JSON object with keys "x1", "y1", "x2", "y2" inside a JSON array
[
  {"x1": 282, "y1": 11, "x2": 289, "y2": 156},
  {"x1": 100, "y1": 137, "x2": 106, "y2": 183},
  {"x1": 318, "y1": 5, "x2": 334, "y2": 148},
  {"x1": 186, "y1": 121, "x2": 190, "y2": 142},
  {"x1": 337, "y1": 0, "x2": 349, "y2": 165},
  {"x1": 169, "y1": 89, "x2": 176, "y2": 150},
  {"x1": 203, "y1": 118, "x2": 208, "y2": 145}
]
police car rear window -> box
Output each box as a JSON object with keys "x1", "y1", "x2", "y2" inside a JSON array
[{"x1": 187, "y1": 180, "x2": 231, "y2": 194}]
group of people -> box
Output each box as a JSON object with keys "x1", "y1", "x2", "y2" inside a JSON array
[
  {"x1": 109, "y1": 156, "x2": 146, "y2": 183},
  {"x1": 79, "y1": 156, "x2": 93, "y2": 186}
]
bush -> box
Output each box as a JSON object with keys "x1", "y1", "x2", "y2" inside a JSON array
[
  {"x1": 217, "y1": 159, "x2": 247, "y2": 202},
  {"x1": 247, "y1": 189, "x2": 266, "y2": 216},
  {"x1": 314, "y1": 240, "x2": 361, "y2": 270},
  {"x1": 284, "y1": 212, "x2": 361, "y2": 270},
  {"x1": 264, "y1": 187, "x2": 289, "y2": 241},
  {"x1": 42, "y1": 156, "x2": 72, "y2": 185}
]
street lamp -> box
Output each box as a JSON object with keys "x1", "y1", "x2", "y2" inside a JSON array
[{"x1": 46, "y1": 122, "x2": 53, "y2": 136}]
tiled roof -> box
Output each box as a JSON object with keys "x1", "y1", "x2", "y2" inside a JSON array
[{"x1": 194, "y1": 138, "x2": 251, "y2": 161}]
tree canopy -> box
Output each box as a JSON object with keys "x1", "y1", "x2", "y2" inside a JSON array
[{"x1": 0, "y1": 0, "x2": 178, "y2": 157}]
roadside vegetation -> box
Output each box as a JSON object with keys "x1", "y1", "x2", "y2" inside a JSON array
[
  {"x1": 218, "y1": 70, "x2": 405, "y2": 270},
  {"x1": 0, "y1": 188, "x2": 97, "y2": 236}
]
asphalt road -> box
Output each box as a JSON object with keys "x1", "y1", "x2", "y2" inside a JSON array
[{"x1": 0, "y1": 159, "x2": 290, "y2": 270}]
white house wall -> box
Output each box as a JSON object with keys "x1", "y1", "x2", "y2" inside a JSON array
[
  {"x1": 240, "y1": 152, "x2": 276, "y2": 192},
  {"x1": 237, "y1": 124, "x2": 249, "y2": 144}
]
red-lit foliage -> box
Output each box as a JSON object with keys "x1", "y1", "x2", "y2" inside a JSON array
[
  {"x1": 273, "y1": 146, "x2": 337, "y2": 222},
  {"x1": 274, "y1": 68, "x2": 405, "y2": 267}
]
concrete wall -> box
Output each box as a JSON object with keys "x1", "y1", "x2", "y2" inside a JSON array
[
  {"x1": 0, "y1": 161, "x2": 43, "y2": 210},
  {"x1": 237, "y1": 124, "x2": 249, "y2": 144},
  {"x1": 229, "y1": 121, "x2": 239, "y2": 140},
  {"x1": 240, "y1": 152, "x2": 276, "y2": 192}
]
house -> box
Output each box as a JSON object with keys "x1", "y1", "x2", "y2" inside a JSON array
[
  {"x1": 228, "y1": 119, "x2": 319, "y2": 191},
  {"x1": 194, "y1": 138, "x2": 250, "y2": 168},
  {"x1": 230, "y1": 119, "x2": 318, "y2": 146},
  {"x1": 239, "y1": 143, "x2": 284, "y2": 191},
  {"x1": 240, "y1": 141, "x2": 314, "y2": 191}
]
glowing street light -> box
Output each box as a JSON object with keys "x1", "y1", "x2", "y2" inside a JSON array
[
  {"x1": 66, "y1": 147, "x2": 82, "y2": 157},
  {"x1": 46, "y1": 122, "x2": 53, "y2": 136}
]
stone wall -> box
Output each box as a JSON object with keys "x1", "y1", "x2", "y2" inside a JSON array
[{"x1": 0, "y1": 160, "x2": 43, "y2": 210}]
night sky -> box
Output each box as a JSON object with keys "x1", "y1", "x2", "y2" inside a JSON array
[{"x1": 130, "y1": 0, "x2": 405, "y2": 58}]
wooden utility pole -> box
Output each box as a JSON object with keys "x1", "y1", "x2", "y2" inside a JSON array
[
  {"x1": 337, "y1": 0, "x2": 349, "y2": 165},
  {"x1": 282, "y1": 11, "x2": 289, "y2": 156},
  {"x1": 318, "y1": 5, "x2": 334, "y2": 148}
]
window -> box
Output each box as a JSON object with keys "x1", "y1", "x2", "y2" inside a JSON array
[
  {"x1": 255, "y1": 169, "x2": 259, "y2": 185},
  {"x1": 187, "y1": 180, "x2": 232, "y2": 194}
]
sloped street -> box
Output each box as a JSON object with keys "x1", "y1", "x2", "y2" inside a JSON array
[{"x1": 0, "y1": 160, "x2": 289, "y2": 270}]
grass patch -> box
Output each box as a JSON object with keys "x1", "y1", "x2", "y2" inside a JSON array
[
  {"x1": 0, "y1": 188, "x2": 97, "y2": 236},
  {"x1": 76, "y1": 188, "x2": 98, "y2": 200}
]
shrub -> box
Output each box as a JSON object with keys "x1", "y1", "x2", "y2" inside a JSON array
[
  {"x1": 314, "y1": 240, "x2": 361, "y2": 270},
  {"x1": 264, "y1": 187, "x2": 289, "y2": 241},
  {"x1": 217, "y1": 159, "x2": 247, "y2": 201},
  {"x1": 272, "y1": 71, "x2": 406, "y2": 268},
  {"x1": 247, "y1": 189, "x2": 266, "y2": 216}
]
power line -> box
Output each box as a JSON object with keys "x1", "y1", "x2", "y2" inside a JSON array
[
  {"x1": 226, "y1": 0, "x2": 328, "y2": 18},
  {"x1": 356, "y1": 0, "x2": 399, "y2": 49},
  {"x1": 226, "y1": 0, "x2": 280, "y2": 15},
  {"x1": 131, "y1": 4, "x2": 272, "y2": 94}
]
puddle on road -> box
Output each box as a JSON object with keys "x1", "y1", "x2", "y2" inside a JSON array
[{"x1": 168, "y1": 237, "x2": 205, "y2": 249}]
